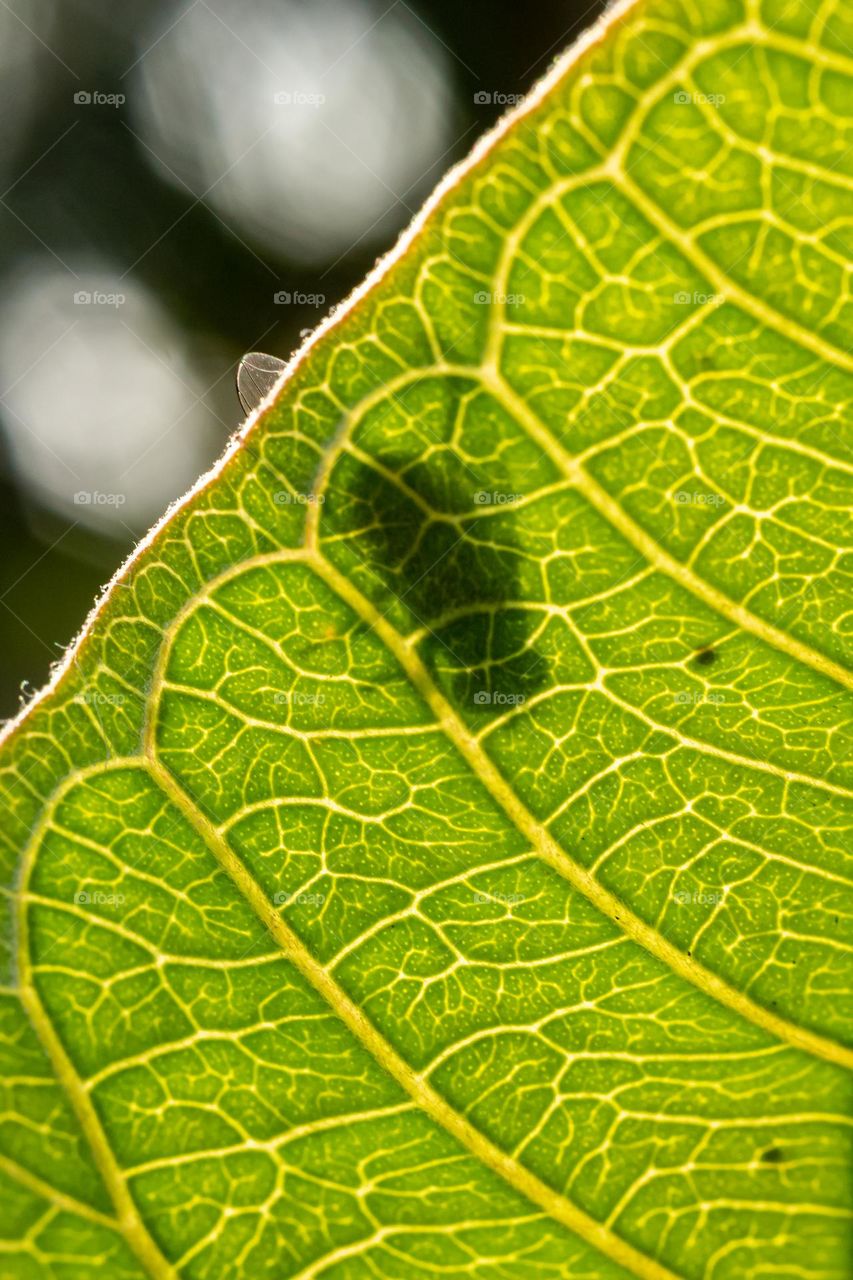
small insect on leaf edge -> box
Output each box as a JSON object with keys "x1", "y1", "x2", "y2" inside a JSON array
[{"x1": 236, "y1": 351, "x2": 287, "y2": 416}]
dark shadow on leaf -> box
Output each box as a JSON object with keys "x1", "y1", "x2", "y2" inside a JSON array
[{"x1": 320, "y1": 447, "x2": 551, "y2": 716}]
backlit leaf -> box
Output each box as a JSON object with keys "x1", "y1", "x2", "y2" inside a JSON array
[{"x1": 1, "y1": 1, "x2": 852, "y2": 1277}]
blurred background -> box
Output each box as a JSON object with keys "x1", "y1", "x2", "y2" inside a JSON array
[{"x1": 0, "y1": 0, "x2": 605, "y2": 721}]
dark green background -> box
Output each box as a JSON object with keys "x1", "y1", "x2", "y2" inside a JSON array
[{"x1": 0, "y1": 0, "x2": 605, "y2": 720}]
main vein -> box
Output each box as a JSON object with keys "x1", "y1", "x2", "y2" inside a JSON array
[
  {"x1": 486, "y1": 370, "x2": 853, "y2": 692},
  {"x1": 310, "y1": 548, "x2": 853, "y2": 1071},
  {"x1": 144, "y1": 752, "x2": 682, "y2": 1280},
  {"x1": 15, "y1": 821, "x2": 178, "y2": 1280}
]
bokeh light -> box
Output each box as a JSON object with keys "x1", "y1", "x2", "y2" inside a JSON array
[
  {"x1": 0, "y1": 0, "x2": 595, "y2": 717},
  {"x1": 0, "y1": 0, "x2": 58, "y2": 178},
  {"x1": 131, "y1": 0, "x2": 452, "y2": 264},
  {"x1": 0, "y1": 263, "x2": 217, "y2": 535}
]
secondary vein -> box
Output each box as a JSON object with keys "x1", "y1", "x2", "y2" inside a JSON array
[
  {"x1": 144, "y1": 751, "x2": 683, "y2": 1280},
  {"x1": 311, "y1": 547, "x2": 853, "y2": 1071}
]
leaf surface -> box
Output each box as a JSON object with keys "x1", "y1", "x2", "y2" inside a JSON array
[{"x1": 2, "y1": 1, "x2": 852, "y2": 1277}]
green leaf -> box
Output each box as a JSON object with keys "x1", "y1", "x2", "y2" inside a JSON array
[{"x1": 2, "y1": 0, "x2": 852, "y2": 1276}]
